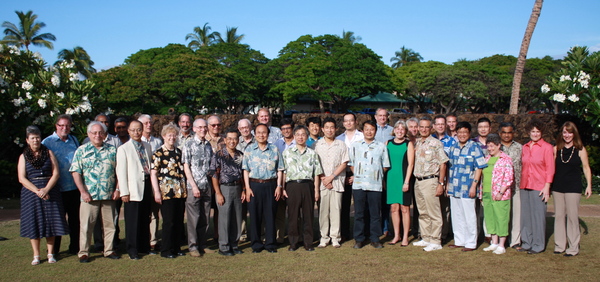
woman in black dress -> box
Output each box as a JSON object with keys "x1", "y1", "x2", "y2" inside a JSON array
[
  {"x1": 18, "y1": 126, "x2": 69, "y2": 265},
  {"x1": 552, "y1": 122, "x2": 592, "y2": 257}
]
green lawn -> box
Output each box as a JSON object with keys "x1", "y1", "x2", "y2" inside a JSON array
[{"x1": 1, "y1": 216, "x2": 599, "y2": 281}]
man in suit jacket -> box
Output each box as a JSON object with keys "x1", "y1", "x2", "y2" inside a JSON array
[{"x1": 116, "y1": 120, "x2": 154, "y2": 260}]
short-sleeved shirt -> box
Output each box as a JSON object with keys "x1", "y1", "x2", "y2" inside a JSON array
[
  {"x1": 314, "y1": 139, "x2": 349, "y2": 192},
  {"x1": 176, "y1": 132, "x2": 193, "y2": 150},
  {"x1": 210, "y1": 148, "x2": 244, "y2": 184},
  {"x1": 433, "y1": 133, "x2": 457, "y2": 156},
  {"x1": 182, "y1": 136, "x2": 213, "y2": 194},
  {"x1": 521, "y1": 139, "x2": 555, "y2": 191},
  {"x1": 242, "y1": 143, "x2": 284, "y2": 180},
  {"x1": 282, "y1": 146, "x2": 323, "y2": 182},
  {"x1": 414, "y1": 136, "x2": 449, "y2": 177},
  {"x1": 151, "y1": 146, "x2": 187, "y2": 200},
  {"x1": 306, "y1": 136, "x2": 321, "y2": 148},
  {"x1": 83, "y1": 134, "x2": 122, "y2": 148},
  {"x1": 348, "y1": 140, "x2": 390, "y2": 192},
  {"x1": 375, "y1": 124, "x2": 394, "y2": 144},
  {"x1": 142, "y1": 135, "x2": 163, "y2": 153},
  {"x1": 447, "y1": 140, "x2": 488, "y2": 198},
  {"x1": 237, "y1": 136, "x2": 255, "y2": 152},
  {"x1": 472, "y1": 136, "x2": 489, "y2": 156},
  {"x1": 206, "y1": 133, "x2": 226, "y2": 153},
  {"x1": 69, "y1": 142, "x2": 117, "y2": 201},
  {"x1": 253, "y1": 126, "x2": 282, "y2": 144},
  {"x1": 42, "y1": 132, "x2": 80, "y2": 192},
  {"x1": 501, "y1": 141, "x2": 523, "y2": 189},
  {"x1": 274, "y1": 138, "x2": 296, "y2": 154},
  {"x1": 336, "y1": 130, "x2": 364, "y2": 151}
]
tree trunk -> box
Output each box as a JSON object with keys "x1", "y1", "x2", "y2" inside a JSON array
[{"x1": 509, "y1": 0, "x2": 543, "y2": 114}]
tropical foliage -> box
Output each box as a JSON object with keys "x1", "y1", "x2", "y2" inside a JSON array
[
  {"x1": 1, "y1": 10, "x2": 56, "y2": 50},
  {"x1": 185, "y1": 23, "x2": 217, "y2": 50},
  {"x1": 55, "y1": 46, "x2": 96, "y2": 79},
  {"x1": 390, "y1": 46, "x2": 423, "y2": 69}
]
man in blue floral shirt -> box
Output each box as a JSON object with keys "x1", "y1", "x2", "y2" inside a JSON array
[{"x1": 70, "y1": 121, "x2": 120, "y2": 263}]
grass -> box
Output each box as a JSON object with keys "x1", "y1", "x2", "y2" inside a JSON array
[{"x1": 1, "y1": 216, "x2": 600, "y2": 281}]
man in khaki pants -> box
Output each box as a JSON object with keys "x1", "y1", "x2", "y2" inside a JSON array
[{"x1": 412, "y1": 117, "x2": 448, "y2": 252}]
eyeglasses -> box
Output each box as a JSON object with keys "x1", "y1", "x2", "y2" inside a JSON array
[{"x1": 209, "y1": 124, "x2": 221, "y2": 128}]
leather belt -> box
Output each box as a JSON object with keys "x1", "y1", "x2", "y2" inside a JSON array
[
  {"x1": 415, "y1": 175, "x2": 438, "y2": 181},
  {"x1": 221, "y1": 180, "x2": 241, "y2": 186},
  {"x1": 287, "y1": 179, "x2": 311, "y2": 184},
  {"x1": 249, "y1": 178, "x2": 277, "y2": 183}
]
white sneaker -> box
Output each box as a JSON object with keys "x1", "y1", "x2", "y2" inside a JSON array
[
  {"x1": 423, "y1": 244, "x2": 442, "y2": 252},
  {"x1": 317, "y1": 243, "x2": 327, "y2": 248},
  {"x1": 493, "y1": 247, "x2": 506, "y2": 254},
  {"x1": 413, "y1": 240, "x2": 429, "y2": 247},
  {"x1": 483, "y1": 244, "x2": 499, "y2": 252},
  {"x1": 332, "y1": 241, "x2": 341, "y2": 248}
]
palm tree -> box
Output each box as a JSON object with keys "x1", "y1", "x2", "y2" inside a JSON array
[
  {"x1": 390, "y1": 46, "x2": 423, "y2": 69},
  {"x1": 341, "y1": 30, "x2": 361, "y2": 44},
  {"x1": 186, "y1": 23, "x2": 216, "y2": 50},
  {"x1": 55, "y1": 46, "x2": 96, "y2": 79},
  {"x1": 1, "y1": 10, "x2": 56, "y2": 50},
  {"x1": 214, "y1": 27, "x2": 245, "y2": 44},
  {"x1": 509, "y1": 0, "x2": 543, "y2": 114}
]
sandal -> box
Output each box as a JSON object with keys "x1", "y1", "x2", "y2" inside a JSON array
[
  {"x1": 31, "y1": 255, "x2": 40, "y2": 266},
  {"x1": 47, "y1": 254, "x2": 57, "y2": 264}
]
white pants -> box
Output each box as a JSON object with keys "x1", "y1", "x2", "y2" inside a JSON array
[
  {"x1": 450, "y1": 197, "x2": 477, "y2": 249},
  {"x1": 319, "y1": 189, "x2": 343, "y2": 244}
]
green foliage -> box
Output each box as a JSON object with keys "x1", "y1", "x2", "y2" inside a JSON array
[
  {"x1": 1, "y1": 10, "x2": 56, "y2": 50},
  {"x1": 0, "y1": 44, "x2": 96, "y2": 159},
  {"x1": 54, "y1": 46, "x2": 96, "y2": 79},
  {"x1": 271, "y1": 34, "x2": 391, "y2": 111},
  {"x1": 390, "y1": 46, "x2": 423, "y2": 69}
]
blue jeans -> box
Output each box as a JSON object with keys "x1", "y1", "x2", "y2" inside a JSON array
[{"x1": 353, "y1": 189, "x2": 382, "y2": 243}]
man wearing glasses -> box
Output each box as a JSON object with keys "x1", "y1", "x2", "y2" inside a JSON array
[{"x1": 207, "y1": 115, "x2": 226, "y2": 153}]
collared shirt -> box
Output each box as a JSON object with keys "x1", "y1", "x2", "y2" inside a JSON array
[
  {"x1": 306, "y1": 136, "x2": 321, "y2": 148},
  {"x1": 447, "y1": 140, "x2": 488, "y2": 198},
  {"x1": 176, "y1": 132, "x2": 193, "y2": 150},
  {"x1": 242, "y1": 142, "x2": 284, "y2": 180},
  {"x1": 274, "y1": 137, "x2": 296, "y2": 154},
  {"x1": 69, "y1": 142, "x2": 117, "y2": 201},
  {"x1": 83, "y1": 133, "x2": 122, "y2": 148},
  {"x1": 42, "y1": 132, "x2": 79, "y2": 192},
  {"x1": 151, "y1": 146, "x2": 187, "y2": 200},
  {"x1": 314, "y1": 138, "x2": 348, "y2": 192},
  {"x1": 253, "y1": 126, "x2": 282, "y2": 144},
  {"x1": 237, "y1": 136, "x2": 255, "y2": 152},
  {"x1": 282, "y1": 146, "x2": 323, "y2": 182},
  {"x1": 132, "y1": 139, "x2": 151, "y2": 175},
  {"x1": 336, "y1": 130, "x2": 364, "y2": 150},
  {"x1": 142, "y1": 135, "x2": 163, "y2": 153},
  {"x1": 348, "y1": 140, "x2": 390, "y2": 192},
  {"x1": 375, "y1": 124, "x2": 394, "y2": 144},
  {"x1": 206, "y1": 133, "x2": 226, "y2": 153},
  {"x1": 472, "y1": 136, "x2": 489, "y2": 156},
  {"x1": 414, "y1": 135, "x2": 449, "y2": 177},
  {"x1": 210, "y1": 148, "x2": 244, "y2": 184},
  {"x1": 501, "y1": 140, "x2": 523, "y2": 190},
  {"x1": 521, "y1": 139, "x2": 555, "y2": 191},
  {"x1": 182, "y1": 135, "x2": 213, "y2": 194},
  {"x1": 432, "y1": 132, "x2": 457, "y2": 156}
]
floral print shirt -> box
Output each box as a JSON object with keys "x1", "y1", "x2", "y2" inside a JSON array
[
  {"x1": 182, "y1": 136, "x2": 213, "y2": 195},
  {"x1": 210, "y1": 148, "x2": 244, "y2": 184},
  {"x1": 282, "y1": 146, "x2": 323, "y2": 182},
  {"x1": 414, "y1": 136, "x2": 449, "y2": 177},
  {"x1": 447, "y1": 140, "x2": 488, "y2": 198},
  {"x1": 242, "y1": 142, "x2": 284, "y2": 180},
  {"x1": 152, "y1": 146, "x2": 187, "y2": 200},
  {"x1": 69, "y1": 142, "x2": 117, "y2": 201},
  {"x1": 348, "y1": 140, "x2": 390, "y2": 192},
  {"x1": 482, "y1": 151, "x2": 514, "y2": 200}
]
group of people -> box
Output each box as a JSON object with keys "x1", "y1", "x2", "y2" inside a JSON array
[{"x1": 19, "y1": 107, "x2": 593, "y2": 266}]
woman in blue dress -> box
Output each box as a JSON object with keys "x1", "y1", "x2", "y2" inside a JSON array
[{"x1": 18, "y1": 126, "x2": 68, "y2": 265}]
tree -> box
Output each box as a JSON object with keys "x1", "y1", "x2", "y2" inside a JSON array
[
  {"x1": 390, "y1": 46, "x2": 423, "y2": 69},
  {"x1": 214, "y1": 27, "x2": 245, "y2": 44},
  {"x1": 1, "y1": 10, "x2": 56, "y2": 50},
  {"x1": 185, "y1": 23, "x2": 216, "y2": 50},
  {"x1": 509, "y1": 0, "x2": 543, "y2": 114},
  {"x1": 271, "y1": 34, "x2": 391, "y2": 111},
  {"x1": 341, "y1": 30, "x2": 361, "y2": 44},
  {"x1": 55, "y1": 46, "x2": 96, "y2": 79}
]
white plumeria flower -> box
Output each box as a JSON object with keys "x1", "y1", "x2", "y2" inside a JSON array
[
  {"x1": 56, "y1": 92, "x2": 65, "y2": 99},
  {"x1": 580, "y1": 80, "x2": 589, "y2": 89},
  {"x1": 541, "y1": 84, "x2": 550, "y2": 94},
  {"x1": 69, "y1": 73, "x2": 78, "y2": 82},
  {"x1": 567, "y1": 94, "x2": 579, "y2": 102},
  {"x1": 66, "y1": 108, "x2": 75, "y2": 115},
  {"x1": 552, "y1": 93, "x2": 566, "y2": 103},
  {"x1": 21, "y1": 81, "x2": 33, "y2": 91},
  {"x1": 51, "y1": 75, "x2": 60, "y2": 87},
  {"x1": 37, "y1": 99, "x2": 47, "y2": 109},
  {"x1": 33, "y1": 52, "x2": 43, "y2": 60},
  {"x1": 25, "y1": 92, "x2": 32, "y2": 99},
  {"x1": 559, "y1": 75, "x2": 572, "y2": 82}
]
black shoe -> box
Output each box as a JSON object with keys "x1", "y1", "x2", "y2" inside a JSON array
[
  {"x1": 129, "y1": 254, "x2": 140, "y2": 260},
  {"x1": 553, "y1": 251, "x2": 563, "y2": 255},
  {"x1": 252, "y1": 248, "x2": 263, "y2": 253},
  {"x1": 233, "y1": 249, "x2": 244, "y2": 255},
  {"x1": 161, "y1": 254, "x2": 176, "y2": 259},
  {"x1": 106, "y1": 253, "x2": 121, "y2": 260},
  {"x1": 79, "y1": 255, "x2": 90, "y2": 263},
  {"x1": 370, "y1": 242, "x2": 383, "y2": 249},
  {"x1": 564, "y1": 253, "x2": 577, "y2": 257},
  {"x1": 353, "y1": 241, "x2": 363, "y2": 249},
  {"x1": 218, "y1": 250, "x2": 234, "y2": 256},
  {"x1": 288, "y1": 246, "x2": 298, "y2": 251},
  {"x1": 304, "y1": 247, "x2": 315, "y2": 251},
  {"x1": 177, "y1": 252, "x2": 185, "y2": 256},
  {"x1": 266, "y1": 248, "x2": 278, "y2": 253},
  {"x1": 147, "y1": 250, "x2": 158, "y2": 255},
  {"x1": 527, "y1": 250, "x2": 542, "y2": 255}
]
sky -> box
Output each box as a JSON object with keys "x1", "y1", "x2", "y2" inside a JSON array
[{"x1": 2, "y1": 0, "x2": 599, "y2": 71}]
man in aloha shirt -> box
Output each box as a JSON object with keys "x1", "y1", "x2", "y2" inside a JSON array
[
  {"x1": 349, "y1": 120, "x2": 390, "y2": 249},
  {"x1": 182, "y1": 118, "x2": 213, "y2": 257},
  {"x1": 432, "y1": 114, "x2": 457, "y2": 244},
  {"x1": 447, "y1": 122, "x2": 487, "y2": 252},
  {"x1": 70, "y1": 121, "x2": 120, "y2": 262},
  {"x1": 282, "y1": 125, "x2": 323, "y2": 251}
]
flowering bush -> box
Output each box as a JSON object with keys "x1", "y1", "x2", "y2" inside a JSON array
[
  {"x1": 541, "y1": 46, "x2": 600, "y2": 134},
  {"x1": 0, "y1": 44, "x2": 97, "y2": 155}
]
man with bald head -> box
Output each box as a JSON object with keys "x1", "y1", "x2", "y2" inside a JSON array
[
  {"x1": 207, "y1": 115, "x2": 226, "y2": 153},
  {"x1": 237, "y1": 119, "x2": 255, "y2": 152}
]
